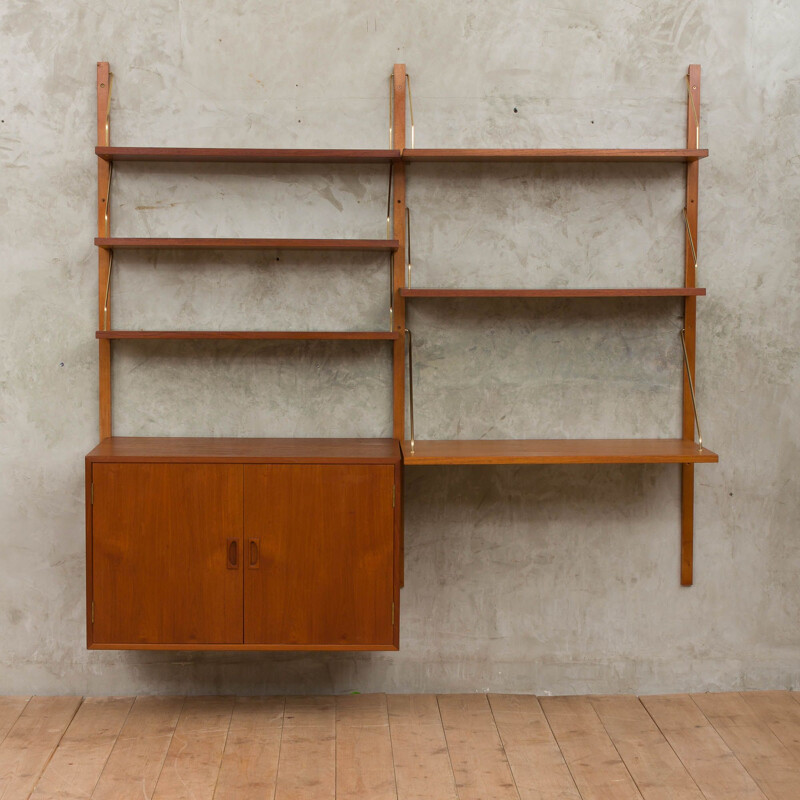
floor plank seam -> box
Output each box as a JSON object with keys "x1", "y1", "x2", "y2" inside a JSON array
[
  {"x1": 27, "y1": 696, "x2": 85, "y2": 799},
  {"x1": 434, "y1": 695, "x2": 461, "y2": 800},
  {"x1": 485, "y1": 695, "x2": 523, "y2": 800},
  {"x1": 210, "y1": 697, "x2": 236, "y2": 799},
  {"x1": 270, "y1": 696, "x2": 286, "y2": 800},
  {"x1": 581, "y1": 696, "x2": 646, "y2": 800},
  {"x1": 0, "y1": 697, "x2": 31, "y2": 750},
  {"x1": 86, "y1": 696, "x2": 137, "y2": 800},
  {"x1": 148, "y1": 695, "x2": 187, "y2": 800},
  {"x1": 536, "y1": 697, "x2": 587, "y2": 800}
]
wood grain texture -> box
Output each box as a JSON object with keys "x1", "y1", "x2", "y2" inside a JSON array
[
  {"x1": 539, "y1": 695, "x2": 643, "y2": 800},
  {"x1": 641, "y1": 694, "x2": 768, "y2": 800},
  {"x1": 152, "y1": 696, "x2": 234, "y2": 800},
  {"x1": 402, "y1": 439, "x2": 719, "y2": 465},
  {"x1": 96, "y1": 146, "x2": 401, "y2": 162},
  {"x1": 437, "y1": 694, "x2": 519, "y2": 800},
  {"x1": 335, "y1": 694, "x2": 397, "y2": 800},
  {"x1": 87, "y1": 436, "x2": 401, "y2": 463},
  {"x1": 740, "y1": 691, "x2": 800, "y2": 764},
  {"x1": 96, "y1": 329, "x2": 399, "y2": 340},
  {"x1": 29, "y1": 696, "x2": 133, "y2": 799},
  {"x1": 275, "y1": 697, "x2": 335, "y2": 800},
  {"x1": 92, "y1": 695, "x2": 184, "y2": 800},
  {"x1": 243, "y1": 464, "x2": 396, "y2": 647},
  {"x1": 0, "y1": 696, "x2": 82, "y2": 799},
  {"x1": 387, "y1": 694, "x2": 458, "y2": 800},
  {"x1": 91, "y1": 463, "x2": 243, "y2": 646},
  {"x1": 95, "y1": 237, "x2": 399, "y2": 250},
  {"x1": 214, "y1": 696, "x2": 284, "y2": 800},
  {"x1": 403, "y1": 148, "x2": 708, "y2": 162},
  {"x1": 488, "y1": 694, "x2": 580, "y2": 800},
  {"x1": 588, "y1": 695, "x2": 704, "y2": 800},
  {"x1": 0, "y1": 697, "x2": 29, "y2": 746},
  {"x1": 401, "y1": 287, "x2": 707, "y2": 297},
  {"x1": 692, "y1": 692, "x2": 800, "y2": 800}
]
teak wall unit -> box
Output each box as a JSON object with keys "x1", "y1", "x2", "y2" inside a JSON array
[{"x1": 87, "y1": 62, "x2": 717, "y2": 652}]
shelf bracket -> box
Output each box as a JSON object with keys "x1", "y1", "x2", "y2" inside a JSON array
[
  {"x1": 405, "y1": 327, "x2": 415, "y2": 453},
  {"x1": 682, "y1": 207, "x2": 697, "y2": 275},
  {"x1": 103, "y1": 251, "x2": 114, "y2": 330},
  {"x1": 405, "y1": 207, "x2": 412, "y2": 287},
  {"x1": 680, "y1": 329, "x2": 703, "y2": 447}
]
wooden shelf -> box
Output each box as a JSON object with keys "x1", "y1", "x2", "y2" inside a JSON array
[
  {"x1": 400, "y1": 288, "x2": 706, "y2": 298},
  {"x1": 97, "y1": 330, "x2": 398, "y2": 340},
  {"x1": 95, "y1": 237, "x2": 399, "y2": 251},
  {"x1": 402, "y1": 148, "x2": 708, "y2": 163},
  {"x1": 87, "y1": 437, "x2": 401, "y2": 464},
  {"x1": 96, "y1": 147, "x2": 402, "y2": 163},
  {"x1": 401, "y1": 439, "x2": 719, "y2": 465}
]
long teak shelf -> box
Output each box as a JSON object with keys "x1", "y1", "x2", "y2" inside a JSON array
[
  {"x1": 401, "y1": 439, "x2": 719, "y2": 465},
  {"x1": 88, "y1": 437, "x2": 401, "y2": 464},
  {"x1": 96, "y1": 330, "x2": 398, "y2": 340},
  {"x1": 96, "y1": 147, "x2": 401, "y2": 163},
  {"x1": 95, "y1": 237, "x2": 399, "y2": 251},
  {"x1": 403, "y1": 148, "x2": 708, "y2": 162},
  {"x1": 401, "y1": 288, "x2": 706, "y2": 298}
]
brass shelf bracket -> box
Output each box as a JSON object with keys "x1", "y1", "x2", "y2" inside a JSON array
[
  {"x1": 405, "y1": 327, "x2": 415, "y2": 453},
  {"x1": 405, "y1": 206, "x2": 412, "y2": 287},
  {"x1": 682, "y1": 207, "x2": 698, "y2": 274},
  {"x1": 680, "y1": 328, "x2": 703, "y2": 447}
]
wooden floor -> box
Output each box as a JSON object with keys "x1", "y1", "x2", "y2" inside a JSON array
[{"x1": 1, "y1": 693, "x2": 799, "y2": 799}]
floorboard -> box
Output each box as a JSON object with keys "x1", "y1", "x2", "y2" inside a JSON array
[
  {"x1": 0, "y1": 696, "x2": 82, "y2": 800},
  {"x1": 641, "y1": 694, "x2": 768, "y2": 800},
  {"x1": 539, "y1": 695, "x2": 644, "y2": 800},
  {"x1": 92, "y1": 695, "x2": 184, "y2": 800},
  {"x1": 151, "y1": 696, "x2": 234, "y2": 800},
  {"x1": 213, "y1": 696, "x2": 284, "y2": 800},
  {"x1": 387, "y1": 694, "x2": 458, "y2": 800},
  {"x1": 29, "y1": 696, "x2": 133, "y2": 799},
  {"x1": 588, "y1": 695, "x2": 704, "y2": 800},
  {"x1": 740, "y1": 691, "x2": 800, "y2": 765},
  {"x1": 335, "y1": 694, "x2": 397, "y2": 800},
  {"x1": 274, "y1": 696, "x2": 336, "y2": 800},
  {"x1": 437, "y1": 694, "x2": 519, "y2": 800},
  {"x1": 0, "y1": 698, "x2": 29, "y2": 747},
  {"x1": 692, "y1": 692, "x2": 800, "y2": 800}
]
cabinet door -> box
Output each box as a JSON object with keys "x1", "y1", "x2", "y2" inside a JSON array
[
  {"x1": 244, "y1": 464, "x2": 395, "y2": 647},
  {"x1": 91, "y1": 463, "x2": 243, "y2": 645}
]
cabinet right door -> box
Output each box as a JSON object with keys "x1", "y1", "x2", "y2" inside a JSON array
[{"x1": 244, "y1": 464, "x2": 395, "y2": 648}]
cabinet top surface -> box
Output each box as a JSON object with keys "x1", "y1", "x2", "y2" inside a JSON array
[{"x1": 87, "y1": 437, "x2": 401, "y2": 463}]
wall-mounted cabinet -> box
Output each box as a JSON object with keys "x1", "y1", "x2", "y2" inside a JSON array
[{"x1": 86, "y1": 439, "x2": 401, "y2": 650}]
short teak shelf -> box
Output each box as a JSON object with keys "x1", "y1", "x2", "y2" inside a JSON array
[{"x1": 87, "y1": 62, "x2": 715, "y2": 652}]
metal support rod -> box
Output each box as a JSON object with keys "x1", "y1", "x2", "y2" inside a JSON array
[
  {"x1": 680, "y1": 329, "x2": 702, "y2": 447},
  {"x1": 386, "y1": 162, "x2": 393, "y2": 238},
  {"x1": 103, "y1": 251, "x2": 114, "y2": 330},
  {"x1": 405, "y1": 207, "x2": 412, "y2": 287},
  {"x1": 405, "y1": 327, "x2": 415, "y2": 452},
  {"x1": 104, "y1": 162, "x2": 113, "y2": 236},
  {"x1": 686, "y1": 74, "x2": 699, "y2": 148},
  {"x1": 389, "y1": 254, "x2": 394, "y2": 329},
  {"x1": 682, "y1": 207, "x2": 697, "y2": 274},
  {"x1": 406, "y1": 74, "x2": 415, "y2": 149}
]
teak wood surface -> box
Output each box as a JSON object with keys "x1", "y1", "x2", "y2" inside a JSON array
[
  {"x1": 401, "y1": 439, "x2": 719, "y2": 465},
  {"x1": 95, "y1": 237, "x2": 399, "y2": 250},
  {"x1": 400, "y1": 287, "x2": 707, "y2": 298},
  {"x1": 243, "y1": 465, "x2": 397, "y2": 648},
  {"x1": 403, "y1": 147, "x2": 708, "y2": 162},
  {"x1": 91, "y1": 463, "x2": 244, "y2": 645},
  {"x1": 4, "y1": 692, "x2": 798, "y2": 800},
  {"x1": 95, "y1": 330, "x2": 399, "y2": 340},
  {"x1": 86, "y1": 437, "x2": 401, "y2": 463},
  {"x1": 96, "y1": 146, "x2": 402, "y2": 162}
]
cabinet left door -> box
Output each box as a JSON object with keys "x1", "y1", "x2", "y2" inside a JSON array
[{"x1": 89, "y1": 463, "x2": 244, "y2": 647}]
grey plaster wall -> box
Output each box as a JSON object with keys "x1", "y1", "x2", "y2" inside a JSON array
[{"x1": 1, "y1": 0, "x2": 798, "y2": 695}]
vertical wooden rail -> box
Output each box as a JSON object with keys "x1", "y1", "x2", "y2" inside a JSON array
[
  {"x1": 97, "y1": 62, "x2": 112, "y2": 439},
  {"x1": 681, "y1": 65, "x2": 701, "y2": 586},
  {"x1": 391, "y1": 65, "x2": 407, "y2": 589}
]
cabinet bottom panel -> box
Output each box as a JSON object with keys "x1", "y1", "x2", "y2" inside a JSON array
[{"x1": 88, "y1": 642, "x2": 399, "y2": 651}]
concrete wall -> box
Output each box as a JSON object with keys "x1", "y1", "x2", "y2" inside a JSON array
[{"x1": 1, "y1": 0, "x2": 798, "y2": 695}]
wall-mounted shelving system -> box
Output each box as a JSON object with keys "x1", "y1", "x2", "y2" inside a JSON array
[{"x1": 86, "y1": 62, "x2": 716, "y2": 653}]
